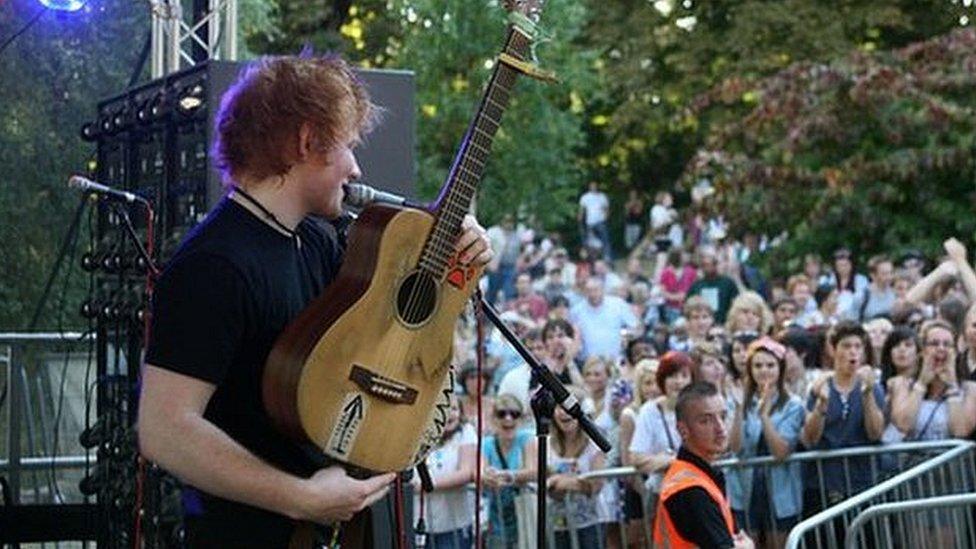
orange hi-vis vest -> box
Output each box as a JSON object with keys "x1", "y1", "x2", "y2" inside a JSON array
[{"x1": 653, "y1": 457, "x2": 735, "y2": 549}]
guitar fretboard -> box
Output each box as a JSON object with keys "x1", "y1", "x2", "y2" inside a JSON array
[{"x1": 418, "y1": 26, "x2": 533, "y2": 278}]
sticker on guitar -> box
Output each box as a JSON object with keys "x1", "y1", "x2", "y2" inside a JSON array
[
  {"x1": 445, "y1": 251, "x2": 477, "y2": 291},
  {"x1": 327, "y1": 393, "x2": 368, "y2": 458}
]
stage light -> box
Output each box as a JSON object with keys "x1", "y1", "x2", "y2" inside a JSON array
[{"x1": 37, "y1": 0, "x2": 87, "y2": 11}]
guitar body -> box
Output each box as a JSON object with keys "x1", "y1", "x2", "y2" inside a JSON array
[{"x1": 263, "y1": 203, "x2": 482, "y2": 473}]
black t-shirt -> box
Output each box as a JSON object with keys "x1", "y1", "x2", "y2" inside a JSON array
[{"x1": 145, "y1": 197, "x2": 345, "y2": 547}]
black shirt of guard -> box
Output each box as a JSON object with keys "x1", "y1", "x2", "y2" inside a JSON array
[
  {"x1": 663, "y1": 446, "x2": 737, "y2": 549},
  {"x1": 145, "y1": 197, "x2": 345, "y2": 548}
]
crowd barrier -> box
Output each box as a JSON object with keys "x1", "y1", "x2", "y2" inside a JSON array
[
  {"x1": 845, "y1": 493, "x2": 976, "y2": 549},
  {"x1": 785, "y1": 439, "x2": 976, "y2": 549},
  {"x1": 415, "y1": 440, "x2": 976, "y2": 548}
]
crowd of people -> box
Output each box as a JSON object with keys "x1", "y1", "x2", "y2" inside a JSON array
[{"x1": 414, "y1": 183, "x2": 976, "y2": 549}]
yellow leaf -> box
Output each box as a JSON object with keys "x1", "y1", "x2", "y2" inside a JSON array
[
  {"x1": 591, "y1": 114, "x2": 609, "y2": 126},
  {"x1": 422, "y1": 104, "x2": 438, "y2": 118},
  {"x1": 451, "y1": 75, "x2": 469, "y2": 92},
  {"x1": 569, "y1": 91, "x2": 584, "y2": 114}
]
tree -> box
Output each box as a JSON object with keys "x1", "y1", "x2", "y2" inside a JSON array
[
  {"x1": 0, "y1": 0, "x2": 275, "y2": 330},
  {"x1": 681, "y1": 28, "x2": 976, "y2": 274},
  {"x1": 373, "y1": 0, "x2": 598, "y2": 228},
  {"x1": 581, "y1": 0, "x2": 971, "y2": 218}
]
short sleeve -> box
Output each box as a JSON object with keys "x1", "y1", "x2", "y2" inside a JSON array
[
  {"x1": 145, "y1": 253, "x2": 249, "y2": 385},
  {"x1": 629, "y1": 403, "x2": 656, "y2": 454}
]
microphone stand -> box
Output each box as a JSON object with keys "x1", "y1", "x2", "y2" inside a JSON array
[{"x1": 475, "y1": 291, "x2": 611, "y2": 549}]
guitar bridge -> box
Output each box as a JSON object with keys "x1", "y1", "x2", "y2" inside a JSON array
[{"x1": 349, "y1": 365, "x2": 419, "y2": 405}]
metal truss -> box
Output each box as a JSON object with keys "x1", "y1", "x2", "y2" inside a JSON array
[{"x1": 149, "y1": 0, "x2": 238, "y2": 78}]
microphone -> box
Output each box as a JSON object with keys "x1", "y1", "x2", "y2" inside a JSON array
[
  {"x1": 68, "y1": 175, "x2": 144, "y2": 204},
  {"x1": 343, "y1": 182, "x2": 416, "y2": 209}
]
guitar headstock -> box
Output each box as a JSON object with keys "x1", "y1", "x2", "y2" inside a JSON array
[{"x1": 503, "y1": 0, "x2": 544, "y2": 23}]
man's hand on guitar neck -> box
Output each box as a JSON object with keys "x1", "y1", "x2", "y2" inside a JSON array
[
  {"x1": 296, "y1": 467, "x2": 396, "y2": 523},
  {"x1": 456, "y1": 215, "x2": 493, "y2": 267}
]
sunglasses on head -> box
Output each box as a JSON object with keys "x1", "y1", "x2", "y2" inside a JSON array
[{"x1": 494, "y1": 409, "x2": 522, "y2": 420}]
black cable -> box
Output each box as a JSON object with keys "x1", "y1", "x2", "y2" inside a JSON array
[
  {"x1": 0, "y1": 6, "x2": 47, "y2": 58},
  {"x1": 27, "y1": 195, "x2": 89, "y2": 330},
  {"x1": 47, "y1": 192, "x2": 86, "y2": 503}
]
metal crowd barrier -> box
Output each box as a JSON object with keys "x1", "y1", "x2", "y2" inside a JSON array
[
  {"x1": 845, "y1": 493, "x2": 976, "y2": 549},
  {"x1": 419, "y1": 440, "x2": 975, "y2": 548},
  {"x1": 785, "y1": 439, "x2": 976, "y2": 549},
  {"x1": 1, "y1": 331, "x2": 94, "y2": 505}
]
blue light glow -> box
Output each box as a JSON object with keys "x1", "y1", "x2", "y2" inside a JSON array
[{"x1": 38, "y1": 0, "x2": 87, "y2": 12}]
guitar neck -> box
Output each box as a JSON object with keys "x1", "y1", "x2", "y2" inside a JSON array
[{"x1": 418, "y1": 25, "x2": 533, "y2": 278}]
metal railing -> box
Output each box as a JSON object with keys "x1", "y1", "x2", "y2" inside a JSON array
[
  {"x1": 461, "y1": 440, "x2": 975, "y2": 549},
  {"x1": 845, "y1": 493, "x2": 976, "y2": 549},
  {"x1": 785, "y1": 439, "x2": 975, "y2": 549},
  {"x1": 1, "y1": 331, "x2": 95, "y2": 505}
]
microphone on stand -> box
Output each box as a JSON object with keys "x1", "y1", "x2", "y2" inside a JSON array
[
  {"x1": 68, "y1": 175, "x2": 146, "y2": 204},
  {"x1": 343, "y1": 182, "x2": 420, "y2": 209}
]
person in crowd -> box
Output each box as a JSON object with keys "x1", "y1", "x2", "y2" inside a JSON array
[
  {"x1": 682, "y1": 295, "x2": 716, "y2": 351},
  {"x1": 583, "y1": 355, "x2": 616, "y2": 433},
  {"x1": 800, "y1": 321, "x2": 884, "y2": 514},
  {"x1": 801, "y1": 284, "x2": 840, "y2": 328},
  {"x1": 506, "y1": 272, "x2": 548, "y2": 323},
  {"x1": 649, "y1": 190, "x2": 679, "y2": 252},
  {"x1": 786, "y1": 274, "x2": 816, "y2": 322},
  {"x1": 863, "y1": 317, "x2": 893, "y2": 369},
  {"x1": 727, "y1": 338, "x2": 805, "y2": 549},
  {"x1": 622, "y1": 336, "x2": 657, "y2": 381},
  {"x1": 548, "y1": 387, "x2": 607, "y2": 548},
  {"x1": 771, "y1": 297, "x2": 799, "y2": 331},
  {"x1": 486, "y1": 213, "x2": 521, "y2": 305},
  {"x1": 570, "y1": 276, "x2": 638, "y2": 362},
  {"x1": 578, "y1": 181, "x2": 612, "y2": 261},
  {"x1": 653, "y1": 382, "x2": 755, "y2": 549},
  {"x1": 780, "y1": 328, "x2": 820, "y2": 399},
  {"x1": 498, "y1": 319, "x2": 583, "y2": 412},
  {"x1": 847, "y1": 255, "x2": 896, "y2": 321},
  {"x1": 725, "y1": 291, "x2": 775, "y2": 336},
  {"x1": 803, "y1": 253, "x2": 833, "y2": 289},
  {"x1": 959, "y1": 302, "x2": 976, "y2": 382},
  {"x1": 537, "y1": 265, "x2": 570, "y2": 305},
  {"x1": 617, "y1": 359, "x2": 658, "y2": 544},
  {"x1": 659, "y1": 248, "x2": 698, "y2": 324},
  {"x1": 624, "y1": 189, "x2": 645, "y2": 251},
  {"x1": 687, "y1": 248, "x2": 740, "y2": 323},
  {"x1": 628, "y1": 281, "x2": 660, "y2": 333},
  {"x1": 830, "y1": 248, "x2": 870, "y2": 320},
  {"x1": 728, "y1": 331, "x2": 760, "y2": 404},
  {"x1": 630, "y1": 352, "x2": 692, "y2": 509},
  {"x1": 593, "y1": 258, "x2": 626, "y2": 296},
  {"x1": 891, "y1": 269, "x2": 915, "y2": 305},
  {"x1": 691, "y1": 341, "x2": 733, "y2": 405},
  {"x1": 482, "y1": 394, "x2": 538, "y2": 549},
  {"x1": 414, "y1": 398, "x2": 477, "y2": 548},
  {"x1": 458, "y1": 362, "x2": 495, "y2": 435},
  {"x1": 890, "y1": 320, "x2": 976, "y2": 440},
  {"x1": 878, "y1": 326, "x2": 921, "y2": 447}
]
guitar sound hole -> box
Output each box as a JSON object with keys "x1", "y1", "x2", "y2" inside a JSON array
[{"x1": 396, "y1": 272, "x2": 438, "y2": 326}]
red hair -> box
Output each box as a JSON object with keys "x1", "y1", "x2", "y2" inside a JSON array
[
  {"x1": 212, "y1": 52, "x2": 378, "y2": 183},
  {"x1": 656, "y1": 351, "x2": 694, "y2": 394}
]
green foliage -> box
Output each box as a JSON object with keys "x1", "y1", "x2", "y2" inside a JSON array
[
  {"x1": 683, "y1": 28, "x2": 976, "y2": 275},
  {"x1": 0, "y1": 0, "x2": 149, "y2": 330},
  {"x1": 375, "y1": 0, "x2": 598, "y2": 228}
]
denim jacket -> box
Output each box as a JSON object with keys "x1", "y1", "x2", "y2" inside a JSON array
[{"x1": 726, "y1": 393, "x2": 805, "y2": 518}]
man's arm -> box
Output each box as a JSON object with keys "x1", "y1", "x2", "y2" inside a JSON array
[
  {"x1": 664, "y1": 487, "x2": 735, "y2": 548},
  {"x1": 137, "y1": 365, "x2": 393, "y2": 523}
]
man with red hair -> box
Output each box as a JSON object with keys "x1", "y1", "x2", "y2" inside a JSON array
[{"x1": 137, "y1": 54, "x2": 493, "y2": 547}]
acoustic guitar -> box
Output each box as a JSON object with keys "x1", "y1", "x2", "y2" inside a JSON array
[{"x1": 262, "y1": 0, "x2": 550, "y2": 478}]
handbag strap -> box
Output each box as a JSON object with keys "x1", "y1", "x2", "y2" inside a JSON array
[{"x1": 657, "y1": 403, "x2": 676, "y2": 451}]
